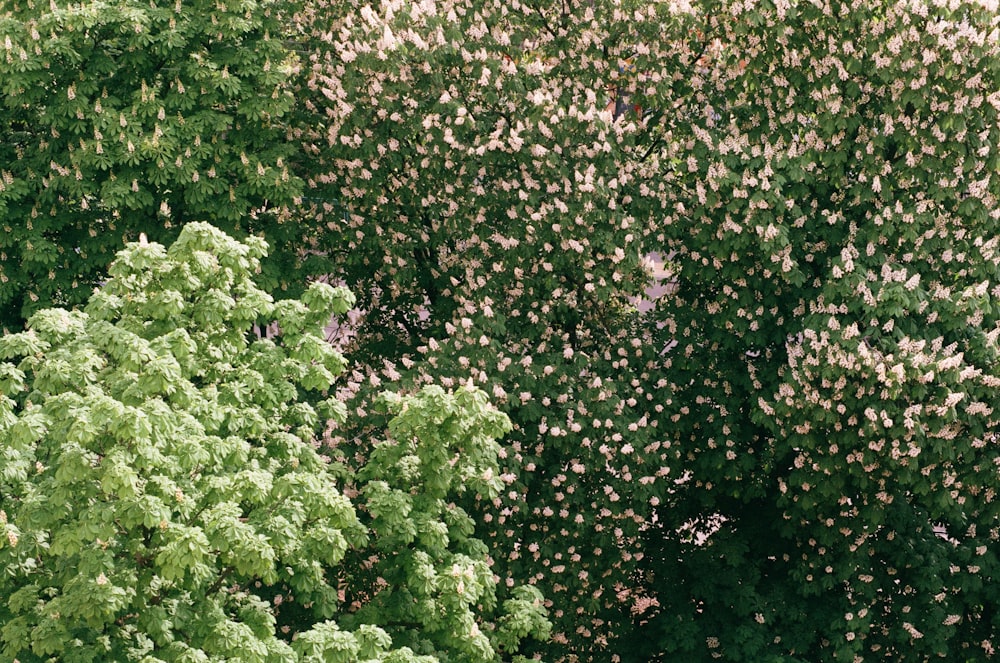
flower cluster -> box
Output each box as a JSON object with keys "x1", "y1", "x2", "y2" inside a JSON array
[{"x1": 299, "y1": 0, "x2": 1000, "y2": 659}]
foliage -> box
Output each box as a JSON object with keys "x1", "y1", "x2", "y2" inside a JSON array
[
  {"x1": 293, "y1": 3, "x2": 669, "y2": 659},
  {"x1": 0, "y1": 224, "x2": 549, "y2": 662},
  {"x1": 0, "y1": 0, "x2": 314, "y2": 325},
  {"x1": 4, "y1": 0, "x2": 1000, "y2": 661},
  {"x1": 628, "y1": 1, "x2": 1000, "y2": 661},
  {"x1": 294, "y1": 0, "x2": 1000, "y2": 660}
]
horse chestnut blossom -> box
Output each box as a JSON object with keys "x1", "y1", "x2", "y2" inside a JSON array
[
  {"x1": 294, "y1": 0, "x2": 1000, "y2": 660},
  {"x1": 2, "y1": 0, "x2": 1000, "y2": 660}
]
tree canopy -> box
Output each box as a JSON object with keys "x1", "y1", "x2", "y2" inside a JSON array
[
  {"x1": 0, "y1": 0, "x2": 313, "y2": 323},
  {"x1": 0, "y1": 224, "x2": 549, "y2": 662},
  {"x1": 631, "y1": 2, "x2": 1000, "y2": 660},
  {"x1": 3, "y1": 0, "x2": 1000, "y2": 661}
]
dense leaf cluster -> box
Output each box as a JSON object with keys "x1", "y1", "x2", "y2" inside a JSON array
[
  {"x1": 0, "y1": 0, "x2": 308, "y2": 323},
  {"x1": 633, "y1": 2, "x2": 1000, "y2": 660},
  {"x1": 3, "y1": 0, "x2": 1000, "y2": 661},
  {"x1": 0, "y1": 225, "x2": 549, "y2": 662}
]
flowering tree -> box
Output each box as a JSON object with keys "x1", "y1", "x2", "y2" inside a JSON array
[
  {"x1": 0, "y1": 0, "x2": 317, "y2": 325},
  {"x1": 0, "y1": 224, "x2": 549, "y2": 662},
  {"x1": 1, "y1": 0, "x2": 655, "y2": 657},
  {"x1": 296, "y1": 0, "x2": 1000, "y2": 660},
  {"x1": 292, "y1": 2, "x2": 673, "y2": 658},
  {"x1": 626, "y1": 1, "x2": 1000, "y2": 660},
  {"x1": 4, "y1": 0, "x2": 1000, "y2": 661}
]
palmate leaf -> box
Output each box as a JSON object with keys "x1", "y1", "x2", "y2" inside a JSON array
[
  {"x1": 0, "y1": 363, "x2": 25, "y2": 397},
  {"x1": 0, "y1": 331, "x2": 49, "y2": 360}
]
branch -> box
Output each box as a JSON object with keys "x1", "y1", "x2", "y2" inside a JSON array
[{"x1": 206, "y1": 565, "x2": 235, "y2": 595}]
